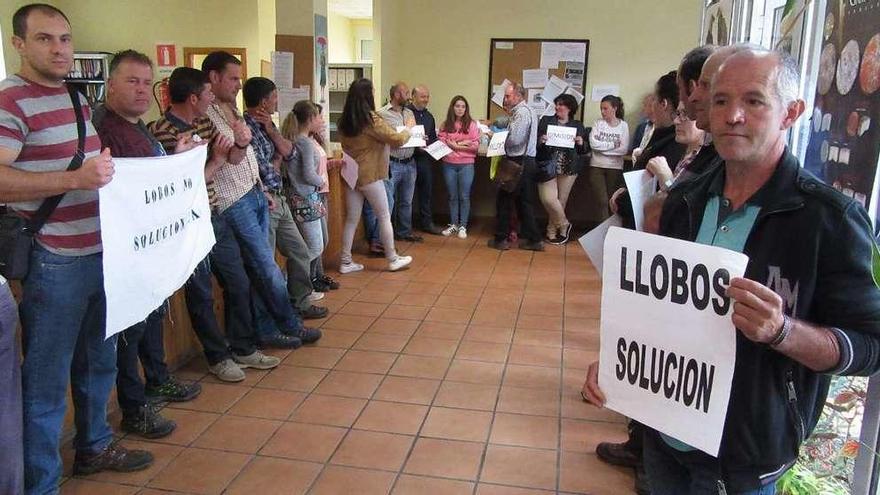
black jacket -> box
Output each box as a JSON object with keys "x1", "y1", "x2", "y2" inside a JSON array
[
  {"x1": 659, "y1": 148, "x2": 880, "y2": 490},
  {"x1": 406, "y1": 104, "x2": 436, "y2": 159},
  {"x1": 632, "y1": 124, "x2": 685, "y2": 172}
]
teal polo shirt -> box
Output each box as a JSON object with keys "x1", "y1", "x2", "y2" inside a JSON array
[{"x1": 662, "y1": 170, "x2": 767, "y2": 452}]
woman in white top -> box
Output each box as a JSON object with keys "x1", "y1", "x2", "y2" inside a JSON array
[{"x1": 586, "y1": 95, "x2": 629, "y2": 221}]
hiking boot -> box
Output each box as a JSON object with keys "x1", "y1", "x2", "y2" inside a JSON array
[
  {"x1": 208, "y1": 358, "x2": 246, "y2": 382},
  {"x1": 301, "y1": 305, "x2": 329, "y2": 320},
  {"x1": 596, "y1": 440, "x2": 642, "y2": 468},
  {"x1": 257, "y1": 332, "x2": 303, "y2": 349},
  {"x1": 234, "y1": 350, "x2": 282, "y2": 370},
  {"x1": 121, "y1": 404, "x2": 176, "y2": 439},
  {"x1": 145, "y1": 376, "x2": 201, "y2": 403},
  {"x1": 286, "y1": 326, "x2": 322, "y2": 344},
  {"x1": 488, "y1": 238, "x2": 510, "y2": 250},
  {"x1": 73, "y1": 442, "x2": 154, "y2": 475}
]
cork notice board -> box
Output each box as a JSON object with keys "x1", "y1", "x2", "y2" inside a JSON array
[{"x1": 487, "y1": 38, "x2": 589, "y2": 122}]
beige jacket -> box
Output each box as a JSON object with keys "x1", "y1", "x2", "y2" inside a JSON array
[{"x1": 340, "y1": 112, "x2": 410, "y2": 187}]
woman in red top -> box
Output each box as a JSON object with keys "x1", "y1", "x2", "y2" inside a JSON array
[{"x1": 437, "y1": 95, "x2": 479, "y2": 239}]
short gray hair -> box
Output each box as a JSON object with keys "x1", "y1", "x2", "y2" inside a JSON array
[
  {"x1": 712, "y1": 44, "x2": 800, "y2": 108},
  {"x1": 511, "y1": 83, "x2": 527, "y2": 99}
]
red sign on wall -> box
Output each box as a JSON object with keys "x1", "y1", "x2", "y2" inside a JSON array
[{"x1": 155, "y1": 44, "x2": 176, "y2": 67}]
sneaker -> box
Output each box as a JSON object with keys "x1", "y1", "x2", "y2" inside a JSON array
[
  {"x1": 441, "y1": 224, "x2": 458, "y2": 237},
  {"x1": 73, "y1": 442, "x2": 154, "y2": 475},
  {"x1": 312, "y1": 275, "x2": 340, "y2": 291},
  {"x1": 389, "y1": 255, "x2": 412, "y2": 272},
  {"x1": 256, "y1": 332, "x2": 303, "y2": 349},
  {"x1": 234, "y1": 350, "x2": 282, "y2": 370},
  {"x1": 519, "y1": 239, "x2": 545, "y2": 252},
  {"x1": 547, "y1": 234, "x2": 566, "y2": 246},
  {"x1": 457, "y1": 226, "x2": 468, "y2": 239},
  {"x1": 559, "y1": 223, "x2": 573, "y2": 244},
  {"x1": 301, "y1": 304, "x2": 329, "y2": 319},
  {"x1": 145, "y1": 376, "x2": 201, "y2": 403},
  {"x1": 208, "y1": 358, "x2": 246, "y2": 382},
  {"x1": 340, "y1": 262, "x2": 364, "y2": 274},
  {"x1": 286, "y1": 326, "x2": 322, "y2": 344},
  {"x1": 308, "y1": 291, "x2": 325, "y2": 301},
  {"x1": 121, "y1": 404, "x2": 176, "y2": 439},
  {"x1": 487, "y1": 238, "x2": 510, "y2": 250}
]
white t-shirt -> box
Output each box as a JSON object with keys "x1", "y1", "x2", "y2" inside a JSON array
[{"x1": 589, "y1": 119, "x2": 630, "y2": 170}]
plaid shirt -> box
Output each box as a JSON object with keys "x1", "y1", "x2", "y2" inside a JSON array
[
  {"x1": 243, "y1": 111, "x2": 284, "y2": 191},
  {"x1": 205, "y1": 103, "x2": 261, "y2": 212}
]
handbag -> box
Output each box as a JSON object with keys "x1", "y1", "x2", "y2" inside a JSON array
[
  {"x1": 0, "y1": 85, "x2": 86, "y2": 280},
  {"x1": 494, "y1": 157, "x2": 523, "y2": 193},
  {"x1": 289, "y1": 187, "x2": 327, "y2": 223}
]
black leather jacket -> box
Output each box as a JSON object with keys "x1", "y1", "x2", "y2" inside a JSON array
[{"x1": 659, "y1": 148, "x2": 880, "y2": 490}]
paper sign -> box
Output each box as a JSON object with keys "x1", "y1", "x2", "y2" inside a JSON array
[
  {"x1": 155, "y1": 43, "x2": 176, "y2": 67},
  {"x1": 396, "y1": 125, "x2": 426, "y2": 148},
  {"x1": 542, "y1": 104, "x2": 557, "y2": 117},
  {"x1": 540, "y1": 42, "x2": 563, "y2": 69},
  {"x1": 528, "y1": 89, "x2": 547, "y2": 114},
  {"x1": 545, "y1": 125, "x2": 577, "y2": 148},
  {"x1": 578, "y1": 214, "x2": 623, "y2": 273},
  {"x1": 271, "y1": 51, "x2": 294, "y2": 89},
  {"x1": 623, "y1": 170, "x2": 657, "y2": 232},
  {"x1": 523, "y1": 68, "x2": 549, "y2": 88},
  {"x1": 495, "y1": 41, "x2": 514, "y2": 49},
  {"x1": 564, "y1": 86, "x2": 585, "y2": 105},
  {"x1": 341, "y1": 152, "x2": 359, "y2": 189},
  {"x1": 564, "y1": 61, "x2": 585, "y2": 89},
  {"x1": 277, "y1": 86, "x2": 310, "y2": 121},
  {"x1": 491, "y1": 79, "x2": 511, "y2": 109},
  {"x1": 487, "y1": 131, "x2": 509, "y2": 157},
  {"x1": 425, "y1": 140, "x2": 453, "y2": 161},
  {"x1": 99, "y1": 146, "x2": 215, "y2": 338},
  {"x1": 541, "y1": 75, "x2": 569, "y2": 105},
  {"x1": 591, "y1": 84, "x2": 620, "y2": 102},
  {"x1": 600, "y1": 227, "x2": 747, "y2": 456},
  {"x1": 559, "y1": 42, "x2": 586, "y2": 63}
]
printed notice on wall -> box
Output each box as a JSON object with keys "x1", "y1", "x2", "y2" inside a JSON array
[
  {"x1": 599, "y1": 227, "x2": 747, "y2": 456},
  {"x1": 271, "y1": 51, "x2": 294, "y2": 89},
  {"x1": 100, "y1": 146, "x2": 215, "y2": 339}
]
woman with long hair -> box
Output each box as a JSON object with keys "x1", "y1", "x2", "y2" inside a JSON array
[
  {"x1": 587, "y1": 95, "x2": 629, "y2": 221},
  {"x1": 437, "y1": 95, "x2": 479, "y2": 239},
  {"x1": 535, "y1": 93, "x2": 587, "y2": 244},
  {"x1": 337, "y1": 78, "x2": 412, "y2": 273}
]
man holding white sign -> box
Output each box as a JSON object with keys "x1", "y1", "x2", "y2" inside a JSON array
[
  {"x1": 378, "y1": 81, "x2": 422, "y2": 242},
  {"x1": 584, "y1": 48, "x2": 880, "y2": 494}
]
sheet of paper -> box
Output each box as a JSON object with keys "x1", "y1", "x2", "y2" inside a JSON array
[
  {"x1": 341, "y1": 152, "x2": 359, "y2": 189},
  {"x1": 495, "y1": 41, "x2": 514, "y2": 50},
  {"x1": 527, "y1": 89, "x2": 547, "y2": 114},
  {"x1": 425, "y1": 140, "x2": 453, "y2": 161},
  {"x1": 396, "y1": 125, "x2": 426, "y2": 148},
  {"x1": 578, "y1": 214, "x2": 623, "y2": 274},
  {"x1": 624, "y1": 170, "x2": 658, "y2": 232},
  {"x1": 564, "y1": 61, "x2": 585, "y2": 89},
  {"x1": 522, "y1": 69, "x2": 549, "y2": 88},
  {"x1": 564, "y1": 86, "x2": 585, "y2": 105},
  {"x1": 599, "y1": 227, "x2": 748, "y2": 456},
  {"x1": 277, "y1": 86, "x2": 310, "y2": 120},
  {"x1": 477, "y1": 122, "x2": 491, "y2": 134},
  {"x1": 486, "y1": 130, "x2": 508, "y2": 157},
  {"x1": 541, "y1": 75, "x2": 569, "y2": 105},
  {"x1": 545, "y1": 125, "x2": 577, "y2": 149},
  {"x1": 271, "y1": 51, "x2": 294, "y2": 89},
  {"x1": 559, "y1": 42, "x2": 587, "y2": 63},
  {"x1": 542, "y1": 104, "x2": 557, "y2": 117},
  {"x1": 100, "y1": 146, "x2": 214, "y2": 338},
  {"x1": 491, "y1": 79, "x2": 511, "y2": 109},
  {"x1": 591, "y1": 84, "x2": 621, "y2": 102},
  {"x1": 540, "y1": 42, "x2": 563, "y2": 69}
]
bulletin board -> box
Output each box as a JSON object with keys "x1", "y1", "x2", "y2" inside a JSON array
[{"x1": 487, "y1": 38, "x2": 589, "y2": 122}]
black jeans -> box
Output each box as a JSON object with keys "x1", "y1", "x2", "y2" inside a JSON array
[
  {"x1": 494, "y1": 156, "x2": 541, "y2": 242},
  {"x1": 0, "y1": 278, "x2": 23, "y2": 495},
  {"x1": 115, "y1": 305, "x2": 170, "y2": 411},
  {"x1": 414, "y1": 152, "x2": 436, "y2": 228}
]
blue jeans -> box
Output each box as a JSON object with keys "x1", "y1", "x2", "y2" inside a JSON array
[
  {"x1": 442, "y1": 163, "x2": 475, "y2": 227},
  {"x1": 0, "y1": 278, "x2": 23, "y2": 495},
  {"x1": 21, "y1": 245, "x2": 117, "y2": 495},
  {"x1": 643, "y1": 429, "x2": 778, "y2": 495},
  {"x1": 363, "y1": 179, "x2": 394, "y2": 243},
  {"x1": 221, "y1": 186, "x2": 302, "y2": 333},
  {"x1": 389, "y1": 159, "x2": 417, "y2": 236}
]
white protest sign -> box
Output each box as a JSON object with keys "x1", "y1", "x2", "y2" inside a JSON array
[
  {"x1": 99, "y1": 146, "x2": 215, "y2": 338},
  {"x1": 545, "y1": 125, "x2": 577, "y2": 149},
  {"x1": 623, "y1": 170, "x2": 657, "y2": 232},
  {"x1": 600, "y1": 227, "x2": 747, "y2": 456},
  {"x1": 396, "y1": 125, "x2": 426, "y2": 148},
  {"x1": 578, "y1": 214, "x2": 623, "y2": 273},
  {"x1": 486, "y1": 130, "x2": 509, "y2": 157},
  {"x1": 425, "y1": 140, "x2": 453, "y2": 161}
]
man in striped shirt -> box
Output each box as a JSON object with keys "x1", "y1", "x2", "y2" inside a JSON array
[{"x1": 0, "y1": 5, "x2": 153, "y2": 492}]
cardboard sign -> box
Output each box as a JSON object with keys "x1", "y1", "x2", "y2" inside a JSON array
[
  {"x1": 487, "y1": 131, "x2": 509, "y2": 157},
  {"x1": 545, "y1": 125, "x2": 577, "y2": 148}
]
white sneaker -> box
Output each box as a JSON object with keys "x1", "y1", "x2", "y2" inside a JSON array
[
  {"x1": 339, "y1": 262, "x2": 364, "y2": 274},
  {"x1": 308, "y1": 291, "x2": 325, "y2": 301},
  {"x1": 208, "y1": 358, "x2": 246, "y2": 382},
  {"x1": 388, "y1": 255, "x2": 412, "y2": 272},
  {"x1": 457, "y1": 226, "x2": 468, "y2": 239},
  {"x1": 441, "y1": 224, "x2": 458, "y2": 236}
]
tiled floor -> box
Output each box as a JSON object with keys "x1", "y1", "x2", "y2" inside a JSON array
[{"x1": 60, "y1": 222, "x2": 634, "y2": 495}]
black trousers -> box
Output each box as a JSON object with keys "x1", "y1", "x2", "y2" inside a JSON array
[
  {"x1": 494, "y1": 156, "x2": 541, "y2": 242},
  {"x1": 116, "y1": 306, "x2": 170, "y2": 411},
  {"x1": 414, "y1": 152, "x2": 435, "y2": 228}
]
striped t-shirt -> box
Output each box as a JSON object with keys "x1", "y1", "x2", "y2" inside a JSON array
[{"x1": 0, "y1": 75, "x2": 102, "y2": 256}]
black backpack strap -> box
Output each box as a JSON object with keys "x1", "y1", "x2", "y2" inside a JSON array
[{"x1": 24, "y1": 85, "x2": 88, "y2": 234}]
